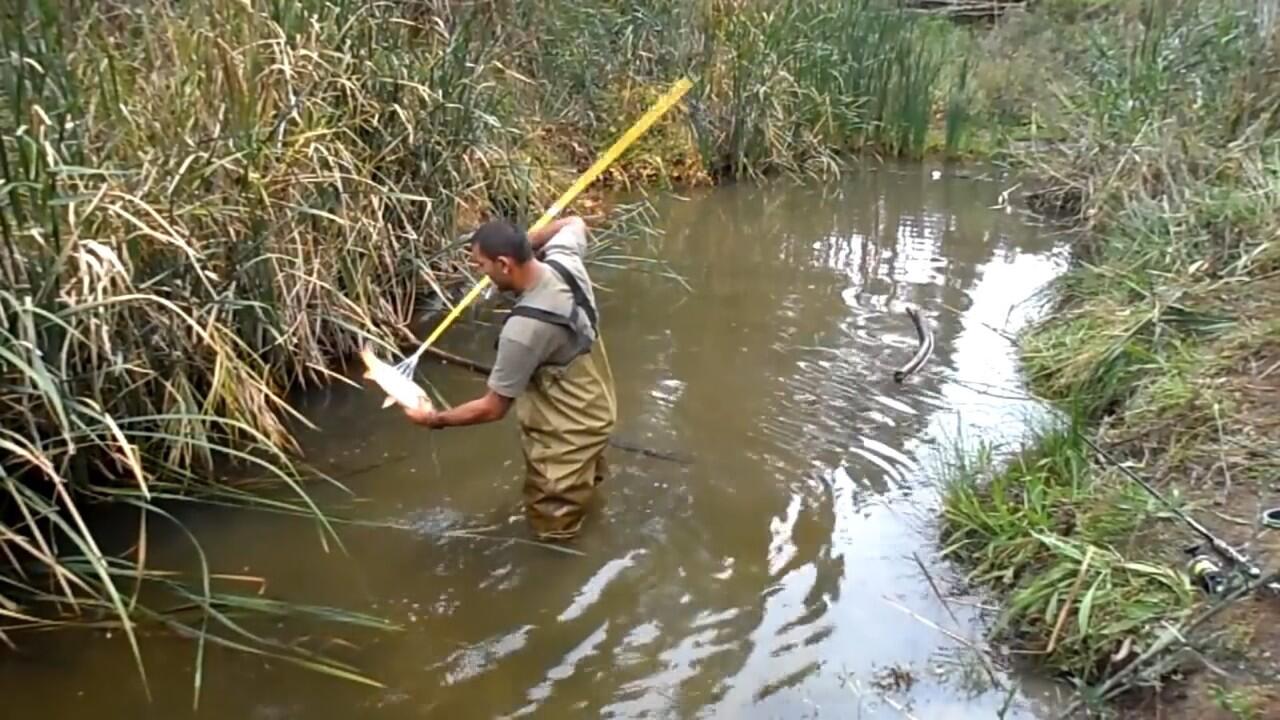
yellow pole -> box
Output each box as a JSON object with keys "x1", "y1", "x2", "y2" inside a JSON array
[{"x1": 404, "y1": 77, "x2": 693, "y2": 359}]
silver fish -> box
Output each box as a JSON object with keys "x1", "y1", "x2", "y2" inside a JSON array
[{"x1": 359, "y1": 347, "x2": 432, "y2": 411}]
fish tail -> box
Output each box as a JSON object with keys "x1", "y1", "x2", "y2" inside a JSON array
[{"x1": 358, "y1": 347, "x2": 377, "y2": 379}]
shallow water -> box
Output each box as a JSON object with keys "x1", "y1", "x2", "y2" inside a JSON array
[{"x1": 0, "y1": 163, "x2": 1072, "y2": 718}]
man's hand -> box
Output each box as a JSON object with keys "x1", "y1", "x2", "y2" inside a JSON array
[
  {"x1": 403, "y1": 398, "x2": 441, "y2": 428},
  {"x1": 401, "y1": 390, "x2": 511, "y2": 429},
  {"x1": 527, "y1": 215, "x2": 585, "y2": 252}
]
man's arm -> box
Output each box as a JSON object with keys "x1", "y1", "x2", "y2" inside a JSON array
[
  {"x1": 404, "y1": 390, "x2": 511, "y2": 428},
  {"x1": 403, "y1": 327, "x2": 541, "y2": 429},
  {"x1": 527, "y1": 215, "x2": 586, "y2": 253}
]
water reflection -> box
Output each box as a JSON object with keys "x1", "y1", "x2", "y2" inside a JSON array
[{"x1": 0, "y1": 162, "x2": 1070, "y2": 719}]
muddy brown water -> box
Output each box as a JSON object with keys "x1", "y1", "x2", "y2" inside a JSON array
[{"x1": 1, "y1": 163, "x2": 1073, "y2": 718}]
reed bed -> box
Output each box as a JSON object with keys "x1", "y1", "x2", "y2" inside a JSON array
[{"x1": 1, "y1": 0, "x2": 534, "y2": 692}]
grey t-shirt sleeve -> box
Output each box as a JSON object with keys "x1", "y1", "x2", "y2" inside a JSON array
[
  {"x1": 541, "y1": 219, "x2": 588, "y2": 260},
  {"x1": 487, "y1": 334, "x2": 541, "y2": 399},
  {"x1": 487, "y1": 317, "x2": 566, "y2": 398}
]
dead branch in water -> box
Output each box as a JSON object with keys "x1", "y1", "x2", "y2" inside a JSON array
[
  {"x1": 606, "y1": 438, "x2": 695, "y2": 465},
  {"x1": 881, "y1": 595, "x2": 1004, "y2": 689},
  {"x1": 893, "y1": 307, "x2": 934, "y2": 383},
  {"x1": 408, "y1": 343, "x2": 695, "y2": 465},
  {"x1": 912, "y1": 551, "x2": 962, "y2": 628},
  {"x1": 423, "y1": 346, "x2": 496, "y2": 375}
]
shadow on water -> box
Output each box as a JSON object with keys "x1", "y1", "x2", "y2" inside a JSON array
[{"x1": 0, "y1": 161, "x2": 1076, "y2": 718}]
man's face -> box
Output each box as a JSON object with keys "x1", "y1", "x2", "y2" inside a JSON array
[{"x1": 470, "y1": 243, "x2": 517, "y2": 292}]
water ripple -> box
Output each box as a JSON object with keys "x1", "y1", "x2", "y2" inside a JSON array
[
  {"x1": 508, "y1": 622, "x2": 612, "y2": 717},
  {"x1": 558, "y1": 550, "x2": 645, "y2": 623},
  {"x1": 438, "y1": 625, "x2": 534, "y2": 686}
]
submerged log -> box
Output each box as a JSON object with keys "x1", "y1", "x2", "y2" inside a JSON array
[
  {"x1": 415, "y1": 344, "x2": 695, "y2": 465},
  {"x1": 422, "y1": 345, "x2": 495, "y2": 375},
  {"x1": 893, "y1": 306, "x2": 934, "y2": 383}
]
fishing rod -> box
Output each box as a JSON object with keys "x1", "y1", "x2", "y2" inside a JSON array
[{"x1": 1081, "y1": 435, "x2": 1263, "y2": 579}]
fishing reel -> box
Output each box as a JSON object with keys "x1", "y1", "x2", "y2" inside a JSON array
[
  {"x1": 1181, "y1": 541, "x2": 1278, "y2": 596},
  {"x1": 1182, "y1": 543, "x2": 1228, "y2": 595}
]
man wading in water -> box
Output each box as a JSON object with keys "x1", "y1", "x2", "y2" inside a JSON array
[{"x1": 402, "y1": 215, "x2": 618, "y2": 541}]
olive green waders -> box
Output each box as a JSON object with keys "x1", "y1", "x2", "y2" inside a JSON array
[{"x1": 516, "y1": 338, "x2": 617, "y2": 541}]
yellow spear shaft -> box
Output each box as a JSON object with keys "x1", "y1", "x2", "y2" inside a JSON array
[{"x1": 403, "y1": 77, "x2": 693, "y2": 359}]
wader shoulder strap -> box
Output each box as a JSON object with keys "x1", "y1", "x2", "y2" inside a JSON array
[
  {"x1": 498, "y1": 304, "x2": 593, "y2": 361},
  {"x1": 543, "y1": 257, "x2": 598, "y2": 333},
  {"x1": 494, "y1": 259, "x2": 597, "y2": 361},
  {"x1": 506, "y1": 305, "x2": 578, "y2": 334}
]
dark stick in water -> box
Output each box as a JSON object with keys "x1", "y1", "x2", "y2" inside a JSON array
[
  {"x1": 413, "y1": 344, "x2": 694, "y2": 465},
  {"x1": 421, "y1": 345, "x2": 496, "y2": 376},
  {"x1": 605, "y1": 438, "x2": 694, "y2": 465},
  {"x1": 893, "y1": 306, "x2": 934, "y2": 383}
]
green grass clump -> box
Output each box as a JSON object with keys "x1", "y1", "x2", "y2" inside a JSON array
[
  {"x1": 941, "y1": 418, "x2": 1195, "y2": 683},
  {"x1": 1006, "y1": 0, "x2": 1278, "y2": 429},
  {"x1": 1018, "y1": 135, "x2": 1278, "y2": 425}
]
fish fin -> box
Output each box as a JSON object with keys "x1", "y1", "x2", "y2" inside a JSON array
[
  {"x1": 381, "y1": 396, "x2": 397, "y2": 409},
  {"x1": 358, "y1": 348, "x2": 376, "y2": 379}
]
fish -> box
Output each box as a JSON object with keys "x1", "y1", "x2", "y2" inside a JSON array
[{"x1": 358, "y1": 347, "x2": 433, "y2": 411}]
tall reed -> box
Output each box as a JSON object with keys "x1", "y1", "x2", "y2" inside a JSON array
[
  {"x1": 682, "y1": 0, "x2": 968, "y2": 176},
  {"x1": 0, "y1": 0, "x2": 538, "y2": 693}
]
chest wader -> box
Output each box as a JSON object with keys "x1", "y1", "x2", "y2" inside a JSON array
[{"x1": 501, "y1": 259, "x2": 617, "y2": 541}]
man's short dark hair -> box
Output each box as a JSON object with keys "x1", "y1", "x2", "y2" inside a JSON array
[{"x1": 471, "y1": 220, "x2": 532, "y2": 263}]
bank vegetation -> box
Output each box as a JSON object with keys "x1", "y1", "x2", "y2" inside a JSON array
[{"x1": 940, "y1": 0, "x2": 1280, "y2": 716}]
